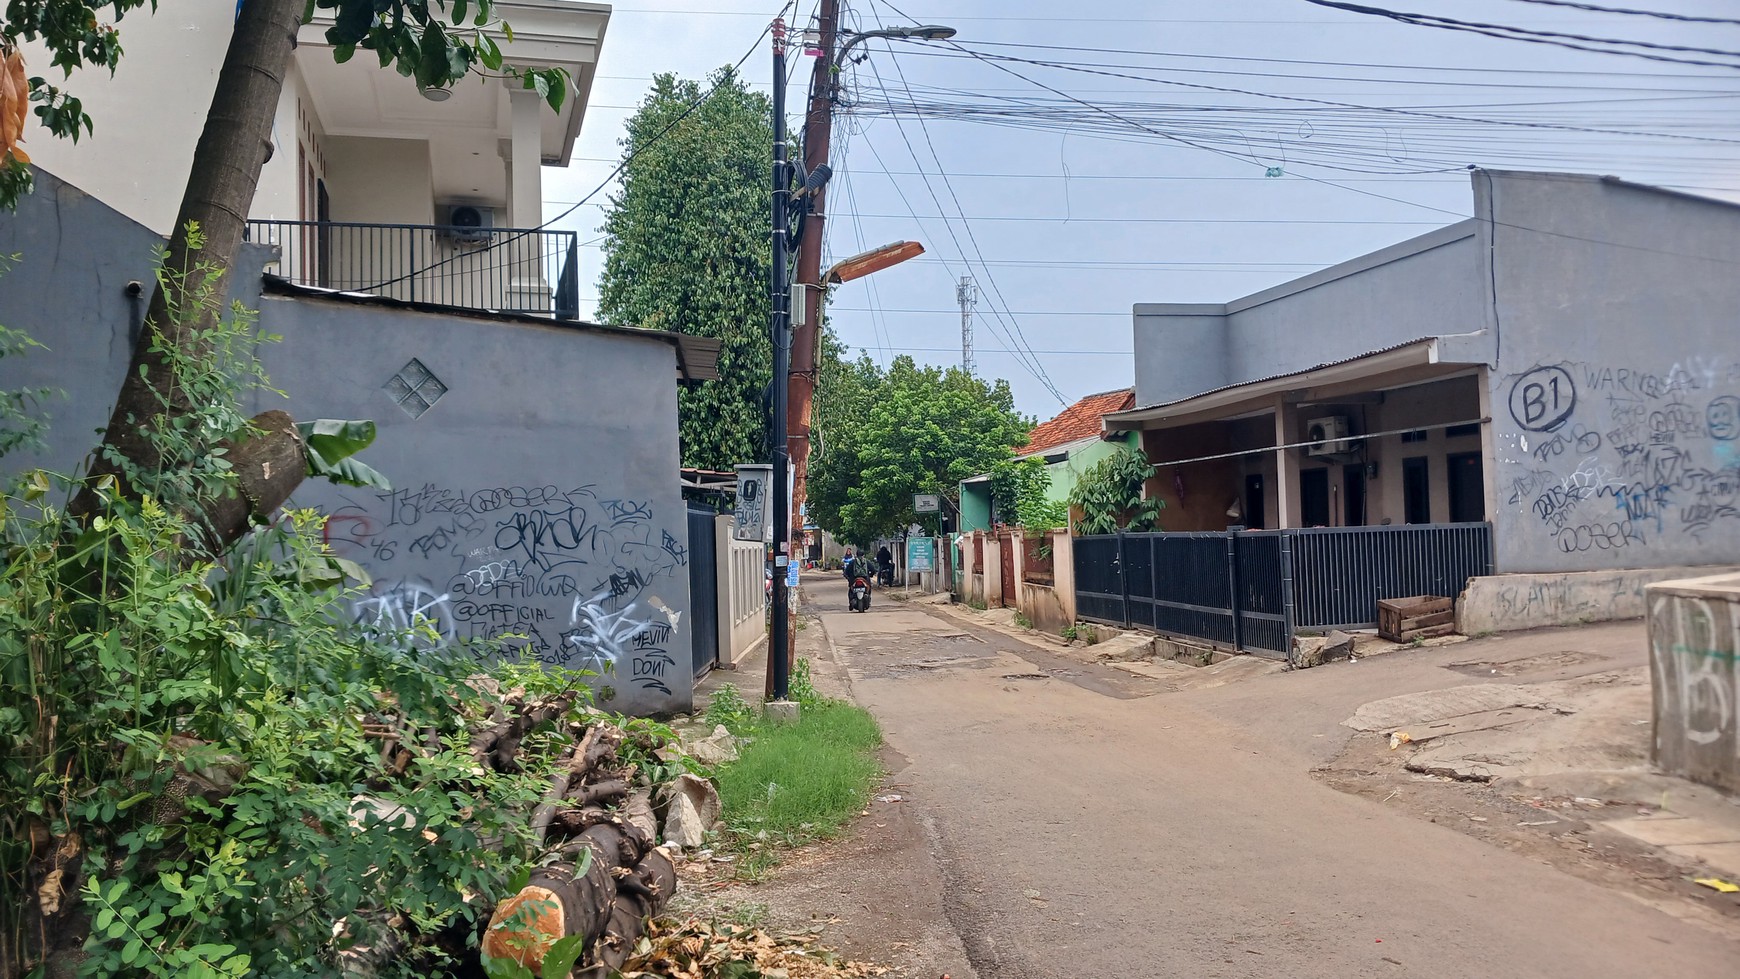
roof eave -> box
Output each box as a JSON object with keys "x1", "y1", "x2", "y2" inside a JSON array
[{"x1": 1106, "y1": 338, "x2": 1450, "y2": 430}]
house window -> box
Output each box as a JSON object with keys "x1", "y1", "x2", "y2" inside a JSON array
[
  {"x1": 1401, "y1": 430, "x2": 1428, "y2": 443},
  {"x1": 1446, "y1": 423, "x2": 1481, "y2": 439},
  {"x1": 1403, "y1": 456, "x2": 1431, "y2": 524}
]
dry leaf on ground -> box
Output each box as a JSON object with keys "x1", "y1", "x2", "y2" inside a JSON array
[{"x1": 617, "y1": 916, "x2": 887, "y2": 979}]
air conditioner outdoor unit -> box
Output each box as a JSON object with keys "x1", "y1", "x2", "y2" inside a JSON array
[
  {"x1": 1306, "y1": 415, "x2": 1353, "y2": 457},
  {"x1": 439, "y1": 203, "x2": 495, "y2": 244}
]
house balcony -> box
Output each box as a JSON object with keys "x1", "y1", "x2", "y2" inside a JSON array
[{"x1": 245, "y1": 219, "x2": 580, "y2": 319}]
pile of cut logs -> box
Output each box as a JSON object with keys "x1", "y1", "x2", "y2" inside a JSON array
[{"x1": 467, "y1": 689, "x2": 704, "y2": 975}]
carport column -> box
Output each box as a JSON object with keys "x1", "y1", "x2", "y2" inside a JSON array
[
  {"x1": 1274, "y1": 400, "x2": 1302, "y2": 528},
  {"x1": 507, "y1": 86, "x2": 546, "y2": 310},
  {"x1": 1476, "y1": 365, "x2": 1500, "y2": 547}
]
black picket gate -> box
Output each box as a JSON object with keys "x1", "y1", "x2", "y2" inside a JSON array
[
  {"x1": 685, "y1": 507, "x2": 720, "y2": 678},
  {"x1": 1073, "y1": 523, "x2": 1493, "y2": 658}
]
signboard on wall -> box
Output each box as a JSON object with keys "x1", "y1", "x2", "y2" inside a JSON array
[
  {"x1": 734, "y1": 465, "x2": 771, "y2": 542},
  {"x1": 907, "y1": 537, "x2": 936, "y2": 573}
]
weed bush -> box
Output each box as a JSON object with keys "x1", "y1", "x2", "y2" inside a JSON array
[
  {"x1": 704, "y1": 660, "x2": 882, "y2": 879},
  {"x1": 715, "y1": 701, "x2": 882, "y2": 877}
]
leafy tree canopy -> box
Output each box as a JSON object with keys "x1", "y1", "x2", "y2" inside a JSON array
[
  {"x1": 808, "y1": 353, "x2": 1031, "y2": 546},
  {"x1": 596, "y1": 68, "x2": 773, "y2": 471},
  {"x1": 989, "y1": 455, "x2": 1067, "y2": 533}
]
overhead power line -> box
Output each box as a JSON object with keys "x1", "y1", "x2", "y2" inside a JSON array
[
  {"x1": 1298, "y1": 1, "x2": 1740, "y2": 69},
  {"x1": 1499, "y1": 0, "x2": 1740, "y2": 25},
  {"x1": 886, "y1": 47, "x2": 1740, "y2": 147},
  {"x1": 858, "y1": 1, "x2": 1067, "y2": 405}
]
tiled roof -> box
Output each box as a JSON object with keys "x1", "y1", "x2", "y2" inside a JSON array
[{"x1": 1022, "y1": 388, "x2": 1134, "y2": 457}]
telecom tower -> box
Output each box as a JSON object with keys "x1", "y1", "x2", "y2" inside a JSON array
[{"x1": 956, "y1": 274, "x2": 978, "y2": 375}]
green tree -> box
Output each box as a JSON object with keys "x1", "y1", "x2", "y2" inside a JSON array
[
  {"x1": 808, "y1": 355, "x2": 1030, "y2": 545},
  {"x1": 2, "y1": 1, "x2": 570, "y2": 536},
  {"x1": 597, "y1": 69, "x2": 773, "y2": 471},
  {"x1": 989, "y1": 455, "x2": 1067, "y2": 532},
  {"x1": 807, "y1": 339, "x2": 882, "y2": 544}
]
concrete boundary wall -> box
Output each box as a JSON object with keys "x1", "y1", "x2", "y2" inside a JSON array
[
  {"x1": 1648, "y1": 573, "x2": 1740, "y2": 794},
  {"x1": 716, "y1": 516, "x2": 766, "y2": 668},
  {"x1": 1458, "y1": 565, "x2": 1740, "y2": 635},
  {"x1": 1010, "y1": 530, "x2": 1076, "y2": 635}
]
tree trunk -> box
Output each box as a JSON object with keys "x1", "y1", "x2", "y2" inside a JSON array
[
  {"x1": 195, "y1": 409, "x2": 307, "y2": 549},
  {"x1": 482, "y1": 824, "x2": 677, "y2": 973},
  {"x1": 71, "y1": 0, "x2": 305, "y2": 520}
]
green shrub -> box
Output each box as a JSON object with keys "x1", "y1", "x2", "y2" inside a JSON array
[
  {"x1": 1069, "y1": 445, "x2": 1165, "y2": 535},
  {"x1": 0, "y1": 237, "x2": 546, "y2": 977}
]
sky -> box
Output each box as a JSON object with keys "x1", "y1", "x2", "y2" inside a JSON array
[{"x1": 538, "y1": 0, "x2": 1740, "y2": 419}]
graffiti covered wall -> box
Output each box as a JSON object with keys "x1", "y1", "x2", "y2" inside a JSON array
[
  {"x1": 1494, "y1": 356, "x2": 1740, "y2": 571},
  {"x1": 1484, "y1": 170, "x2": 1740, "y2": 574},
  {"x1": 330, "y1": 483, "x2": 690, "y2": 704},
  {"x1": 253, "y1": 293, "x2": 694, "y2": 716},
  {"x1": 0, "y1": 173, "x2": 699, "y2": 711},
  {"x1": 1648, "y1": 573, "x2": 1740, "y2": 794}
]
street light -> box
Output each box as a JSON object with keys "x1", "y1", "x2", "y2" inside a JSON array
[
  {"x1": 835, "y1": 25, "x2": 958, "y2": 72},
  {"x1": 822, "y1": 240, "x2": 924, "y2": 286}
]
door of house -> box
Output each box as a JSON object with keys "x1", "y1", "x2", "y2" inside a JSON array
[
  {"x1": 684, "y1": 507, "x2": 719, "y2": 678},
  {"x1": 998, "y1": 530, "x2": 1018, "y2": 606},
  {"x1": 1447, "y1": 452, "x2": 1485, "y2": 522},
  {"x1": 315, "y1": 179, "x2": 331, "y2": 288},
  {"x1": 1403, "y1": 456, "x2": 1431, "y2": 524},
  {"x1": 1343, "y1": 464, "x2": 1367, "y2": 526},
  {"x1": 1243, "y1": 474, "x2": 1266, "y2": 529},
  {"x1": 1300, "y1": 468, "x2": 1330, "y2": 528}
]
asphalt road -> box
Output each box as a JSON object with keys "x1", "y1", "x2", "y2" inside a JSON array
[{"x1": 808, "y1": 576, "x2": 1740, "y2": 979}]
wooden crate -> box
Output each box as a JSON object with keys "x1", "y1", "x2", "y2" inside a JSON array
[{"x1": 1377, "y1": 595, "x2": 1456, "y2": 643}]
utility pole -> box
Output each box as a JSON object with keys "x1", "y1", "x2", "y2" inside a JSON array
[
  {"x1": 783, "y1": 0, "x2": 841, "y2": 677},
  {"x1": 957, "y1": 274, "x2": 977, "y2": 375},
  {"x1": 766, "y1": 17, "x2": 794, "y2": 703}
]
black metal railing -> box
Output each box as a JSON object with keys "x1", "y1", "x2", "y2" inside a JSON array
[
  {"x1": 1288, "y1": 523, "x2": 1493, "y2": 631},
  {"x1": 1073, "y1": 523, "x2": 1493, "y2": 659},
  {"x1": 244, "y1": 219, "x2": 580, "y2": 319}
]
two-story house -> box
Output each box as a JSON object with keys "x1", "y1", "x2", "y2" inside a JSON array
[{"x1": 22, "y1": 0, "x2": 608, "y2": 317}]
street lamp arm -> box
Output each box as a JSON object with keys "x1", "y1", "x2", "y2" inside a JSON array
[
  {"x1": 834, "y1": 24, "x2": 958, "y2": 72},
  {"x1": 820, "y1": 240, "x2": 924, "y2": 286}
]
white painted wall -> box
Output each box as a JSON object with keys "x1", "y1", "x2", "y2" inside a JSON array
[
  {"x1": 324, "y1": 137, "x2": 436, "y2": 226},
  {"x1": 716, "y1": 517, "x2": 766, "y2": 666},
  {"x1": 18, "y1": 4, "x2": 232, "y2": 233}
]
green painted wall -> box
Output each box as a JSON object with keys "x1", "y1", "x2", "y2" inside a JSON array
[
  {"x1": 959, "y1": 482, "x2": 994, "y2": 533},
  {"x1": 959, "y1": 433, "x2": 1134, "y2": 533},
  {"x1": 1042, "y1": 433, "x2": 1134, "y2": 505}
]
